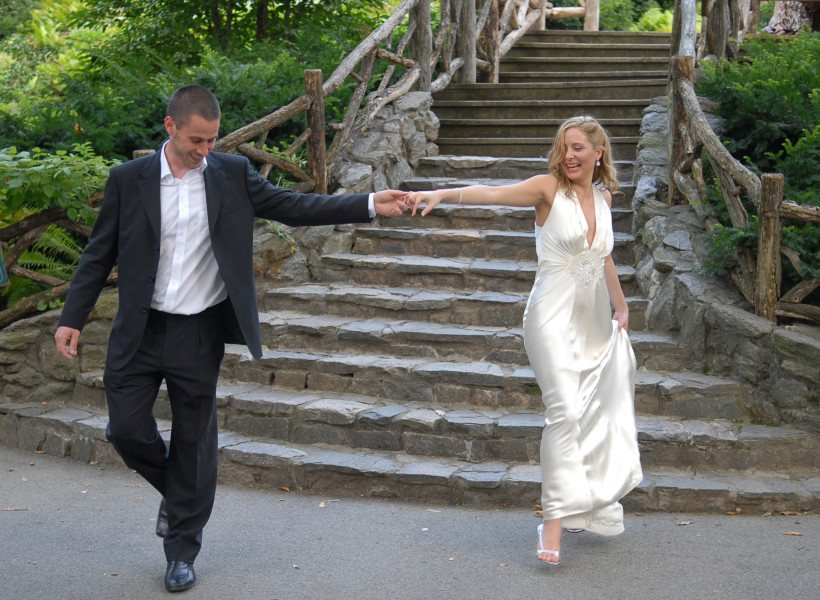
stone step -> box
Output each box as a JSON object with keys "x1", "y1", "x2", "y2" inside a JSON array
[
  {"x1": 431, "y1": 118, "x2": 642, "y2": 139},
  {"x1": 252, "y1": 309, "x2": 679, "y2": 367},
  {"x1": 431, "y1": 99, "x2": 651, "y2": 121},
  {"x1": 506, "y1": 42, "x2": 673, "y2": 59},
  {"x1": 263, "y1": 283, "x2": 648, "y2": 331},
  {"x1": 399, "y1": 177, "x2": 635, "y2": 211},
  {"x1": 351, "y1": 227, "x2": 636, "y2": 264},
  {"x1": 3, "y1": 401, "x2": 816, "y2": 513},
  {"x1": 500, "y1": 70, "x2": 669, "y2": 84},
  {"x1": 312, "y1": 252, "x2": 640, "y2": 296},
  {"x1": 433, "y1": 82, "x2": 665, "y2": 102},
  {"x1": 209, "y1": 346, "x2": 746, "y2": 417},
  {"x1": 411, "y1": 155, "x2": 636, "y2": 182},
  {"x1": 500, "y1": 57, "x2": 671, "y2": 74},
  {"x1": 433, "y1": 137, "x2": 640, "y2": 162},
  {"x1": 520, "y1": 30, "x2": 673, "y2": 45},
  {"x1": 64, "y1": 379, "x2": 812, "y2": 474}
]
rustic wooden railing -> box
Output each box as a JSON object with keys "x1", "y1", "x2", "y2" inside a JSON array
[
  {"x1": 1, "y1": 0, "x2": 595, "y2": 327},
  {"x1": 668, "y1": 0, "x2": 820, "y2": 323},
  {"x1": 213, "y1": 0, "x2": 595, "y2": 191}
]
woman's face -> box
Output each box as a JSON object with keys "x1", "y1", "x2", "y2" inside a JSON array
[{"x1": 561, "y1": 127, "x2": 603, "y2": 185}]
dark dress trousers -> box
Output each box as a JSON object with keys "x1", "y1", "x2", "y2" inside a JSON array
[{"x1": 59, "y1": 150, "x2": 372, "y2": 561}]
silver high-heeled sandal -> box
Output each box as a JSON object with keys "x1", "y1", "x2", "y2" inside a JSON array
[{"x1": 536, "y1": 523, "x2": 560, "y2": 566}]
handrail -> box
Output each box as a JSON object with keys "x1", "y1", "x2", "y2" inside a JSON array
[{"x1": 667, "y1": 1, "x2": 820, "y2": 323}]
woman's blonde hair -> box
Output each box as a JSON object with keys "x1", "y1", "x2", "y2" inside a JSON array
[{"x1": 547, "y1": 115, "x2": 619, "y2": 194}]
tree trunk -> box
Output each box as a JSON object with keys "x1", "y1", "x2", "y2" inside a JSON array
[{"x1": 256, "y1": 0, "x2": 268, "y2": 40}]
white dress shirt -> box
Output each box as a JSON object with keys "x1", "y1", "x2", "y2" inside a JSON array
[{"x1": 151, "y1": 142, "x2": 227, "y2": 314}]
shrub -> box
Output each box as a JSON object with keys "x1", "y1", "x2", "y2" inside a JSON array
[{"x1": 697, "y1": 33, "x2": 820, "y2": 306}]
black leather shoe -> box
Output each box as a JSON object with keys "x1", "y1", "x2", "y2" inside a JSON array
[
  {"x1": 156, "y1": 498, "x2": 168, "y2": 539},
  {"x1": 164, "y1": 561, "x2": 196, "y2": 593}
]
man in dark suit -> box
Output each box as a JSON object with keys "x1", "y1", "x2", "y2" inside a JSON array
[{"x1": 54, "y1": 85, "x2": 409, "y2": 593}]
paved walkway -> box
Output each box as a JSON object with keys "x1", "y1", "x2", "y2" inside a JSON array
[{"x1": 1, "y1": 444, "x2": 818, "y2": 600}]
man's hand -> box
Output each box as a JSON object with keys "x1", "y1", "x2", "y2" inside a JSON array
[
  {"x1": 55, "y1": 326, "x2": 81, "y2": 360},
  {"x1": 373, "y1": 189, "x2": 410, "y2": 217}
]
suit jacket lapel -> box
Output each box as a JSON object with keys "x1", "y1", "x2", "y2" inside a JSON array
[
  {"x1": 204, "y1": 155, "x2": 225, "y2": 234},
  {"x1": 137, "y1": 152, "x2": 162, "y2": 241}
]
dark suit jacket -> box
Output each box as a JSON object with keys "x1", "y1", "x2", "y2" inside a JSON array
[{"x1": 59, "y1": 150, "x2": 371, "y2": 370}]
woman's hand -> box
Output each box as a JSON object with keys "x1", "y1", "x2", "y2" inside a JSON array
[
  {"x1": 409, "y1": 190, "x2": 443, "y2": 216},
  {"x1": 613, "y1": 308, "x2": 629, "y2": 332}
]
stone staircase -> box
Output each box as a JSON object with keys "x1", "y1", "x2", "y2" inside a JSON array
[
  {"x1": 432, "y1": 30, "x2": 671, "y2": 160},
  {"x1": 4, "y1": 31, "x2": 819, "y2": 513}
]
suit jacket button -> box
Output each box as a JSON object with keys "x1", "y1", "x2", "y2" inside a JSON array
[
  {"x1": 149, "y1": 275, "x2": 155, "y2": 282},
  {"x1": 141, "y1": 307, "x2": 149, "y2": 313}
]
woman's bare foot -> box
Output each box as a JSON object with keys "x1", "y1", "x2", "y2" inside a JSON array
[{"x1": 536, "y1": 518, "x2": 562, "y2": 565}]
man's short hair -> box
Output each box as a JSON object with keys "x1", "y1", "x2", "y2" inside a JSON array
[{"x1": 166, "y1": 85, "x2": 221, "y2": 127}]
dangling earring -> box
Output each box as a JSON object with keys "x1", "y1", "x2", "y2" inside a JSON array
[{"x1": 596, "y1": 159, "x2": 600, "y2": 167}]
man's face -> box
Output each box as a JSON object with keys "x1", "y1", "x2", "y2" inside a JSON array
[{"x1": 164, "y1": 114, "x2": 220, "y2": 174}]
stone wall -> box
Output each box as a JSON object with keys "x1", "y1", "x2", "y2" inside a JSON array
[{"x1": 631, "y1": 96, "x2": 820, "y2": 433}]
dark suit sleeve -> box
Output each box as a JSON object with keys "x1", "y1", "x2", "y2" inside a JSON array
[
  {"x1": 58, "y1": 170, "x2": 121, "y2": 331},
  {"x1": 239, "y1": 158, "x2": 372, "y2": 226}
]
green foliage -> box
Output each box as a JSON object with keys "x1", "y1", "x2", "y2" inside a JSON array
[
  {"x1": 20, "y1": 224, "x2": 84, "y2": 279},
  {"x1": 0, "y1": 0, "x2": 39, "y2": 39},
  {"x1": 697, "y1": 34, "x2": 820, "y2": 304},
  {"x1": 697, "y1": 31, "x2": 820, "y2": 170},
  {"x1": 600, "y1": 0, "x2": 640, "y2": 32},
  {"x1": 766, "y1": 125, "x2": 820, "y2": 207},
  {"x1": 0, "y1": 143, "x2": 117, "y2": 224},
  {"x1": 631, "y1": 7, "x2": 675, "y2": 32},
  {"x1": 1, "y1": 0, "x2": 397, "y2": 161},
  {"x1": 758, "y1": 1, "x2": 775, "y2": 30}
]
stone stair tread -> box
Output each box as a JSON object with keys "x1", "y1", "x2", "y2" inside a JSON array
[
  {"x1": 513, "y1": 42, "x2": 673, "y2": 50},
  {"x1": 502, "y1": 70, "x2": 668, "y2": 79},
  {"x1": 435, "y1": 136, "x2": 641, "y2": 144},
  {"x1": 3, "y1": 400, "x2": 817, "y2": 512},
  {"x1": 432, "y1": 99, "x2": 655, "y2": 107},
  {"x1": 322, "y1": 252, "x2": 637, "y2": 277},
  {"x1": 435, "y1": 117, "x2": 643, "y2": 125},
  {"x1": 501, "y1": 56, "x2": 670, "y2": 64},
  {"x1": 439, "y1": 80, "x2": 666, "y2": 91},
  {"x1": 226, "y1": 345, "x2": 745, "y2": 395},
  {"x1": 262, "y1": 308, "x2": 517, "y2": 339}
]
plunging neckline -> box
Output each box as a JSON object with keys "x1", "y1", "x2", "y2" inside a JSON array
[{"x1": 571, "y1": 187, "x2": 598, "y2": 249}]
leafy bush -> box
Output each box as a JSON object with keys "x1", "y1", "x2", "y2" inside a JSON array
[
  {"x1": 698, "y1": 33, "x2": 820, "y2": 305},
  {"x1": 0, "y1": 143, "x2": 117, "y2": 224},
  {"x1": 698, "y1": 31, "x2": 820, "y2": 170},
  {"x1": 631, "y1": 7, "x2": 675, "y2": 31},
  {"x1": 0, "y1": 143, "x2": 114, "y2": 309},
  {"x1": 600, "y1": 0, "x2": 639, "y2": 32},
  {"x1": 0, "y1": 0, "x2": 38, "y2": 39}
]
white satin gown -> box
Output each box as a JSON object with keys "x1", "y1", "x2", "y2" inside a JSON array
[{"x1": 524, "y1": 186, "x2": 643, "y2": 536}]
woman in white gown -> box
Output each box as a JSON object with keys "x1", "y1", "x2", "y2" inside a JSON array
[{"x1": 409, "y1": 116, "x2": 642, "y2": 565}]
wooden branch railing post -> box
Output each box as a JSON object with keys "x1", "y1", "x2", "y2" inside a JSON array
[
  {"x1": 756, "y1": 173, "x2": 784, "y2": 321},
  {"x1": 460, "y1": 0, "x2": 477, "y2": 83},
  {"x1": 305, "y1": 70, "x2": 328, "y2": 194},
  {"x1": 584, "y1": 0, "x2": 600, "y2": 31},
  {"x1": 668, "y1": 55, "x2": 694, "y2": 205},
  {"x1": 535, "y1": 0, "x2": 548, "y2": 30},
  {"x1": 409, "y1": 0, "x2": 433, "y2": 91}
]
